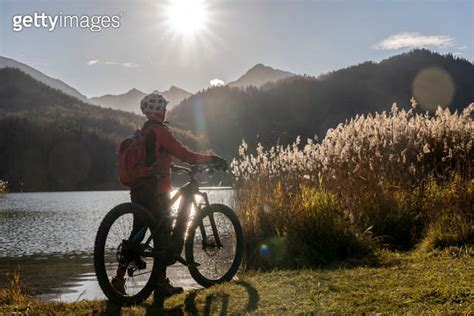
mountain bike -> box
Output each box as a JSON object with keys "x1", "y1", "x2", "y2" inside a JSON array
[{"x1": 94, "y1": 163, "x2": 243, "y2": 306}]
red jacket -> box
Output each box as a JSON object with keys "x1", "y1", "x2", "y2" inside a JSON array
[{"x1": 145, "y1": 121, "x2": 212, "y2": 192}]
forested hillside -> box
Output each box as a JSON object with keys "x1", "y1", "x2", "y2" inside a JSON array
[
  {"x1": 0, "y1": 68, "x2": 207, "y2": 191},
  {"x1": 0, "y1": 56, "x2": 88, "y2": 102},
  {"x1": 169, "y1": 50, "x2": 474, "y2": 156},
  {"x1": 2, "y1": 50, "x2": 473, "y2": 191}
]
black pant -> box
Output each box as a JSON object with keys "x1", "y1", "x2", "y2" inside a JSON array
[
  {"x1": 130, "y1": 176, "x2": 170, "y2": 224},
  {"x1": 130, "y1": 176, "x2": 170, "y2": 281}
]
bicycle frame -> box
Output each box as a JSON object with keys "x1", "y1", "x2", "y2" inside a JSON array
[{"x1": 141, "y1": 166, "x2": 223, "y2": 266}]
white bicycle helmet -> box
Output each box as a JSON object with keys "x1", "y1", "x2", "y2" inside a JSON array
[{"x1": 140, "y1": 93, "x2": 169, "y2": 115}]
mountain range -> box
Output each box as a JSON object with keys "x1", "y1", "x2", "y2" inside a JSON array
[
  {"x1": 88, "y1": 64, "x2": 293, "y2": 112},
  {"x1": 0, "y1": 56, "x2": 89, "y2": 102},
  {"x1": 0, "y1": 68, "x2": 207, "y2": 191},
  {"x1": 1, "y1": 55, "x2": 296, "y2": 114},
  {"x1": 89, "y1": 86, "x2": 192, "y2": 113},
  {"x1": 169, "y1": 50, "x2": 474, "y2": 156},
  {"x1": 1, "y1": 49, "x2": 472, "y2": 191},
  {"x1": 228, "y1": 63, "x2": 295, "y2": 88}
]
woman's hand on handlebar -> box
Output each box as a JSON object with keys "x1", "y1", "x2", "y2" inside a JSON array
[
  {"x1": 209, "y1": 155, "x2": 228, "y2": 171},
  {"x1": 171, "y1": 157, "x2": 228, "y2": 175}
]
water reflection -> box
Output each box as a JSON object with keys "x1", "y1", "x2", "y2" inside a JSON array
[
  {"x1": 0, "y1": 189, "x2": 233, "y2": 301},
  {"x1": 0, "y1": 252, "x2": 200, "y2": 301}
]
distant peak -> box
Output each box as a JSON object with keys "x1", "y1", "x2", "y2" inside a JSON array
[
  {"x1": 167, "y1": 85, "x2": 185, "y2": 92},
  {"x1": 128, "y1": 88, "x2": 142, "y2": 93},
  {"x1": 246, "y1": 63, "x2": 293, "y2": 75},
  {"x1": 249, "y1": 63, "x2": 269, "y2": 70},
  {"x1": 228, "y1": 63, "x2": 295, "y2": 88},
  {"x1": 161, "y1": 86, "x2": 191, "y2": 95}
]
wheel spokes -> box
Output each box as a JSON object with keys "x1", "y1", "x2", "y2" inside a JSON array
[
  {"x1": 192, "y1": 211, "x2": 237, "y2": 280},
  {"x1": 104, "y1": 212, "x2": 155, "y2": 297}
]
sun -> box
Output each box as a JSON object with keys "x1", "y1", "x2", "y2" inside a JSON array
[{"x1": 164, "y1": 0, "x2": 209, "y2": 36}]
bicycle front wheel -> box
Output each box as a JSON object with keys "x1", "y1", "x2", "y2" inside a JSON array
[
  {"x1": 185, "y1": 204, "x2": 243, "y2": 287},
  {"x1": 94, "y1": 203, "x2": 160, "y2": 306}
]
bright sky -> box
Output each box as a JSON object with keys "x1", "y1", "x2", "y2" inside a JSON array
[{"x1": 0, "y1": 0, "x2": 472, "y2": 97}]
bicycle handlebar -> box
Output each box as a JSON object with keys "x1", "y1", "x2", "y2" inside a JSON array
[
  {"x1": 170, "y1": 164, "x2": 192, "y2": 173},
  {"x1": 171, "y1": 162, "x2": 222, "y2": 178}
]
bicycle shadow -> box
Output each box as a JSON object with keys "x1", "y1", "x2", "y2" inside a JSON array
[
  {"x1": 105, "y1": 280, "x2": 259, "y2": 315},
  {"x1": 144, "y1": 293, "x2": 184, "y2": 316},
  {"x1": 104, "y1": 295, "x2": 182, "y2": 316},
  {"x1": 182, "y1": 281, "x2": 259, "y2": 316}
]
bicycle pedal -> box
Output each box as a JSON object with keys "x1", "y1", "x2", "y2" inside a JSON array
[{"x1": 136, "y1": 260, "x2": 146, "y2": 270}]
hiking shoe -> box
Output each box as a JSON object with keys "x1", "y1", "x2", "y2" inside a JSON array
[
  {"x1": 111, "y1": 277, "x2": 127, "y2": 295},
  {"x1": 155, "y1": 278, "x2": 183, "y2": 297}
]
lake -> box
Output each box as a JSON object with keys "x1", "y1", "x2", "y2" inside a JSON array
[{"x1": 0, "y1": 189, "x2": 233, "y2": 302}]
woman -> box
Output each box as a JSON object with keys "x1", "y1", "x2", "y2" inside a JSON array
[{"x1": 112, "y1": 93, "x2": 226, "y2": 297}]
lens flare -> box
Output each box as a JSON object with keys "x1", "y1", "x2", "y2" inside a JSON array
[
  {"x1": 260, "y1": 244, "x2": 269, "y2": 256},
  {"x1": 412, "y1": 66, "x2": 455, "y2": 112},
  {"x1": 193, "y1": 97, "x2": 208, "y2": 135}
]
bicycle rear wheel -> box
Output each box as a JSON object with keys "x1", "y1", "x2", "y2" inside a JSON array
[
  {"x1": 94, "y1": 203, "x2": 160, "y2": 306},
  {"x1": 185, "y1": 204, "x2": 243, "y2": 287}
]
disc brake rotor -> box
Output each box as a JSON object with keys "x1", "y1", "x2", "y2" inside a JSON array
[{"x1": 203, "y1": 239, "x2": 221, "y2": 256}]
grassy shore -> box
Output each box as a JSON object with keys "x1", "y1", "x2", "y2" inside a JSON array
[{"x1": 1, "y1": 249, "x2": 472, "y2": 315}]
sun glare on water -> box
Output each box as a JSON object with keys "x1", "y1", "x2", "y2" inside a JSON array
[{"x1": 164, "y1": 0, "x2": 209, "y2": 36}]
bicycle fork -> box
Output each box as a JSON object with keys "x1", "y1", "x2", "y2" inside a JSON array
[{"x1": 195, "y1": 192, "x2": 223, "y2": 249}]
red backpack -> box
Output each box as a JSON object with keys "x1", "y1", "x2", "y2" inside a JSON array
[{"x1": 117, "y1": 125, "x2": 160, "y2": 187}]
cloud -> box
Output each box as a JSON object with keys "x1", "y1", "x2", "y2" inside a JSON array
[
  {"x1": 210, "y1": 78, "x2": 225, "y2": 87},
  {"x1": 89, "y1": 60, "x2": 140, "y2": 68},
  {"x1": 122, "y1": 62, "x2": 140, "y2": 68},
  {"x1": 374, "y1": 32, "x2": 455, "y2": 50}
]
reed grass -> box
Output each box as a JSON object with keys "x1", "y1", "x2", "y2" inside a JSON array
[
  {"x1": 231, "y1": 103, "x2": 474, "y2": 268},
  {"x1": 0, "y1": 180, "x2": 7, "y2": 196},
  {"x1": 0, "y1": 270, "x2": 31, "y2": 305}
]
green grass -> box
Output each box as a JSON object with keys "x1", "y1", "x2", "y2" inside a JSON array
[{"x1": 1, "y1": 250, "x2": 472, "y2": 315}]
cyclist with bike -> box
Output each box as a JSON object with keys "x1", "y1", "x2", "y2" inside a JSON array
[{"x1": 111, "y1": 93, "x2": 227, "y2": 297}]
